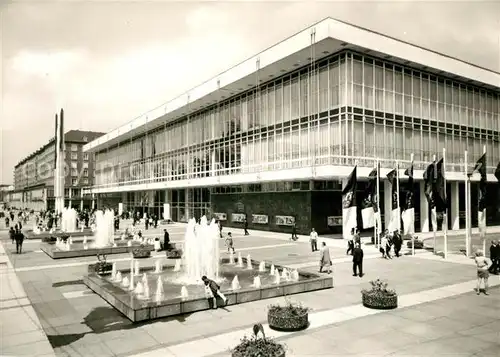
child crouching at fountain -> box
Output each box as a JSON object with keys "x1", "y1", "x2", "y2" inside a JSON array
[{"x1": 202, "y1": 276, "x2": 227, "y2": 309}]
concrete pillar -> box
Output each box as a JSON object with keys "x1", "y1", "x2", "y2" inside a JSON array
[
  {"x1": 420, "y1": 181, "x2": 429, "y2": 233},
  {"x1": 163, "y1": 189, "x2": 171, "y2": 221},
  {"x1": 450, "y1": 182, "x2": 460, "y2": 231},
  {"x1": 185, "y1": 189, "x2": 190, "y2": 221},
  {"x1": 384, "y1": 180, "x2": 392, "y2": 230},
  {"x1": 211, "y1": 150, "x2": 216, "y2": 176},
  {"x1": 79, "y1": 199, "x2": 83, "y2": 211}
]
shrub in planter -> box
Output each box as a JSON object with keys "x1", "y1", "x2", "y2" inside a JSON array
[
  {"x1": 132, "y1": 244, "x2": 151, "y2": 258},
  {"x1": 166, "y1": 248, "x2": 183, "y2": 259},
  {"x1": 267, "y1": 299, "x2": 309, "y2": 332},
  {"x1": 232, "y1": 324, "x2": 285, "y2": 357},
  {"x1": 42, "y1": 236, "x2": 57, "y2": 244},
  {"x1": 61, "y1": 235, "x2": 70, "y2": 243},
  {"x1": 406, "y1": 237, "x2": 424, "y2": 249},
  {"x1": 361, "y1": 279, "x2": 398, "y2": 310},
  {"x1": 88, "y1": 254, "x2": 112, "y2": 275}
]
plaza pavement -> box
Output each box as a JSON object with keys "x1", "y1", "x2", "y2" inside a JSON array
[{"x1": 0, "y1": 222, "x2": 499, "y2": 356}]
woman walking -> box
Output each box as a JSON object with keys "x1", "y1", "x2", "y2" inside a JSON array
[
  {"x1": 474, "y1": 251, "x2": 490, "y2": 295},
  {"x1": 319, "y1": 242, "x2": 332, "y2": 274}
]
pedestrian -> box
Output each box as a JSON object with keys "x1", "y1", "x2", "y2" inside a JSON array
[
  {"x1": 243, "y1": 218, "x2": 249, "y2": 236},
  {"x1": 393, "y1": 230, "x2": 402, "y2": 257},
  {"x1": 14, "y1": 227, "x2": 25, "y2": 254},
  {"x1": 488, "y1": 240, "x2": 499, "y2": 275},
  {"x1": 202, "y1": 275, "x2": 227, "y2": 309},
  {"x1": 309, "y1": 228, "x2": 318, "y2": 252},
  {"x1": 290, "y1": 223, "x2": 298, "y2": 241},
  {"x1": 319, "y1": 242, "x2": 332, "y2": 274},
  {"x1": 9, "y1": 226, "x2": 15, "y2": 244},
  {"x1": 352, "y1": 243, "x2": 364, "y2": 277},
  {"x1": 225, "y1": 232, "x2": 235, "y2": 253},
  {"x1": 163, "y1": 229, "x2": 170, "y2": 251},
  {"x1": 380, "y1": 235, "x2": 388, "y2": 258},
  {"x1": 474, "y1": 250, "x2": 490, "y2": 295}
]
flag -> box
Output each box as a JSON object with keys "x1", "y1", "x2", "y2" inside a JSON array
[
  {"x1": 423, "y1": 160, "x2": 437, "y2": 231},
  {"x1": 402, "y1": 162, "x2": 415, "y2": 235},
  {"x1": 473, "y1": 154, "x2": 487, "y2": 231},
  {"x1": 495, "y1": 161, "x2": 500, "y2": 182},
  {"x1": 342, "y1": 166, "x2": 357, "y2": 239},
  {"x1": 361, "y1": 168, "x2": 377, "y2": 229},
  {"x1": 386, "y1": 168, "x2": 400, "y2": 233},
  {"x1": 435, "y1": 158, "x2": 447, "y2": 213}
]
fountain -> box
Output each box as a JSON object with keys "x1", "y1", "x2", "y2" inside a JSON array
[
  {"x1": 258, "y1": 261, "x2": 266, "y2": 272},
  {"x1": 94, "y1": 209, "x2": 115, "y2": 248},
  {"x1": 246, "y1": 254, "x2": 252, "y2": 270},
  {"x1": 183, "y1": 217, "x2": 219, "y2": 282},
  {"x1": 134, "y1": 282, "x2": 144, "y2": 296},
  {"x1": 155, "y1": 276, "x2": 164, "y2": 302},
  {"x1": 134, "y1": 261, "x2": 140, "y2": 276},
  {"x1": 155, "y1": 260, "x2": 162, "y2": 273},
  {"x1": 122, "y1": 276, "x2": 130, "y2": 288},
  {"x1": 173, "y1": 260, "x2": 181, "y2": 272},
  {"x1": 84, "y1": 214, "x2": 333, "y2": 322},
  {"x1": 231, "y1": 275, "x2": 241, "y2": 290},
  {"x1": 274, "y1": 272, "x2": 281, "y2": 285},
  {"x1": 237, "y1": 252, "x2": 243, "y2": 268},
  {"x1": 61, "y1": 207, "x2": 78, "y2": 233},
  {"x1": 253, "y1": 276, "x2": 261, "y2": 288},
  {"x1": 180, "y1": 286, "x2": 189, "y2": 299}
]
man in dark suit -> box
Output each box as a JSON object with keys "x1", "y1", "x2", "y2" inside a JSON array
[
  {"x1": 352, "y1": 243, "x2": 364, "y2": 277},
  {"x1": 14, "y1": 227, "x2": 25, "y2": 254},
  {"x1": 489, "y1": 240, "x2": 499, "y2": 274},
  {"x1": 243, "y1": 218, "x2": 249, "y2": 236}
]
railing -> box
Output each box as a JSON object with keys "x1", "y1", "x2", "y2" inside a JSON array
[{"x1": 84, "y1": 150, "x2": 497, "y2": 193}]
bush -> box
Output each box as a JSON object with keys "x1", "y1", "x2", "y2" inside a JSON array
[
  {"x1": 232, "y1": 324, "x2": 285, "y2": 357},
  {"x1": 166, "y1": 249, "x2": 183, "y2": 259},
  {"x1": 42, "y1": 236, "x2": 57, "y2": 244},
  {"x1": 88, "y1": 254, "x2": 112, "y2": 275},
  {"x1": 361, "y1": 279, "x2": 398, "y2": 310},
  {"x1": 268, "y1": 300, "x2": 309, "y2": 331},
  {"x1": 407, "y1": 239, "x2": 424, "y2": 249},
  {"x1": 132, "y1": 245, "x2": 151, "y2": 258}
]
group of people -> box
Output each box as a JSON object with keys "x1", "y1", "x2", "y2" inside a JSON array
[{"x1": 378, "y1": 229, "x2": 404, "y2": 259}]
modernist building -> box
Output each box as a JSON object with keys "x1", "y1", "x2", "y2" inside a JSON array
[
  {"x1": 83, "y1": 18, "x2": 500, "y2": 234},
  {"x1": 13, "y1": 130, "x2": 105, "y2": 211}
]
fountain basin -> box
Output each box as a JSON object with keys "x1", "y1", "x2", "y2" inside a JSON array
[
  {"x1": 40, "y1": 242, "x2": 154, "y2": 259},
  {"x1": 83, "y1": 258, "x2": 333, "y2": 322},
  {"x1": 25, "y1": 229, "x2": 92, "y2": 240}
]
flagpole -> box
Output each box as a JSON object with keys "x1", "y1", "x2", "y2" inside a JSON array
[
  {"x1": 464, "y1": 150, "x2": 470, "y2": 257},
  {"x1": 373, "y1": 159, "x2": 378, "y2": 249},
  {"x1": 482, "y1": 145, "x2": 486, "y2": 254},
  {"x1": 443, "y1": 148, "x2": 448, "y2": 260},
  {"x1": 396, "y1": 160, "x2": 401, "y2": 233},
  {"x1": 410, "y1": 153, "x2": 415, "y2": 256},
  {"x1": 432, "y1": 154, "x2": 437, "y2": 255},
  {"x1": 376, "y1": 158, "x2": 381, "y2": 249}
]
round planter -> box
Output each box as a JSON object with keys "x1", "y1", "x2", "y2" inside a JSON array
[
  {"x1": 362, "y1": 291, "x2": 398, "y2": 310},
  {"x1": 232, "y1": 345, "x2": 285, "y2": 357},
  {"x1": 268, "y1": 310, "x2": 309, "y2": 332}
]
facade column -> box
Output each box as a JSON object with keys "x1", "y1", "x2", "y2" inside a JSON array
[
  {"x1": 79, "y1": 199, "x2": 83, "y2": 211},
  {"x1": 185, "y1": 189, "x2": 190, "y2": 221},
  {"x1": 68, "y1": 188, "x2": 72, "y2": 208},
  {"x1": 163, "y1": 189, "x2": 171, "y2": 221},
  {"x1": 419, "y1": 181, "x2": 429, "y2": 232},
  {"x1": 450, "y1": 182, "x2": 460, "y2": 231},
  {"x1": 384, "y1": 180, "x2": 391, "y2": 230},
  {"x1": 211, "y1": 150, "x2": 216, "y2": 177}
]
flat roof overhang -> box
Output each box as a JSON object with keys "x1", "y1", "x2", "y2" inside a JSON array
[{"x1": 84, "y1": 18, "x2": 500, "y2": 154}]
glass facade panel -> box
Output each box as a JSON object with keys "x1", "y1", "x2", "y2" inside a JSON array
[{"x1": 93, "y1": 51, "x2": 500, "y2": 188}]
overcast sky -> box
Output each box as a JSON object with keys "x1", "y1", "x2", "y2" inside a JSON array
[{"x1": 1, "y1": 0, "x2": 499, "y2": 184}]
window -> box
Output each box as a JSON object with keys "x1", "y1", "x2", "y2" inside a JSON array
[
  {"x1": 83, "y1": 169, "x2": 88, "y2": 177},
  {"x1": 71, "y1": 144, "x2": 78, "y2": 151},
  {"x1": 71, "y1": 178, "x2": 78, "y2": 186},
  {"x1": 71, "y1": 169, "x2": 78, "y2": 176},
  {"x1": 71, "y1": 152, "x2": 77, "y2": 160},
  {"x1": 71, "y1": 162, "x2": 77, "y2": 169},
  {"x1": 82, "y1": 162, "x2": 88, "y2": 169}
]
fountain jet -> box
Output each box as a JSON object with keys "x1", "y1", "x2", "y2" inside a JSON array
[{"x1": 231, "y1": 275, "x2": 241, "y2": 290}]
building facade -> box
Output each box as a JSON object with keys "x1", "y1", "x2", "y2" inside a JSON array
[
  {"x1": 84, "y1": 18, "x2": 500, "y2": 234},
  {"x1": 13, "y1": 130, "x2": 105, "y2": 211}
]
